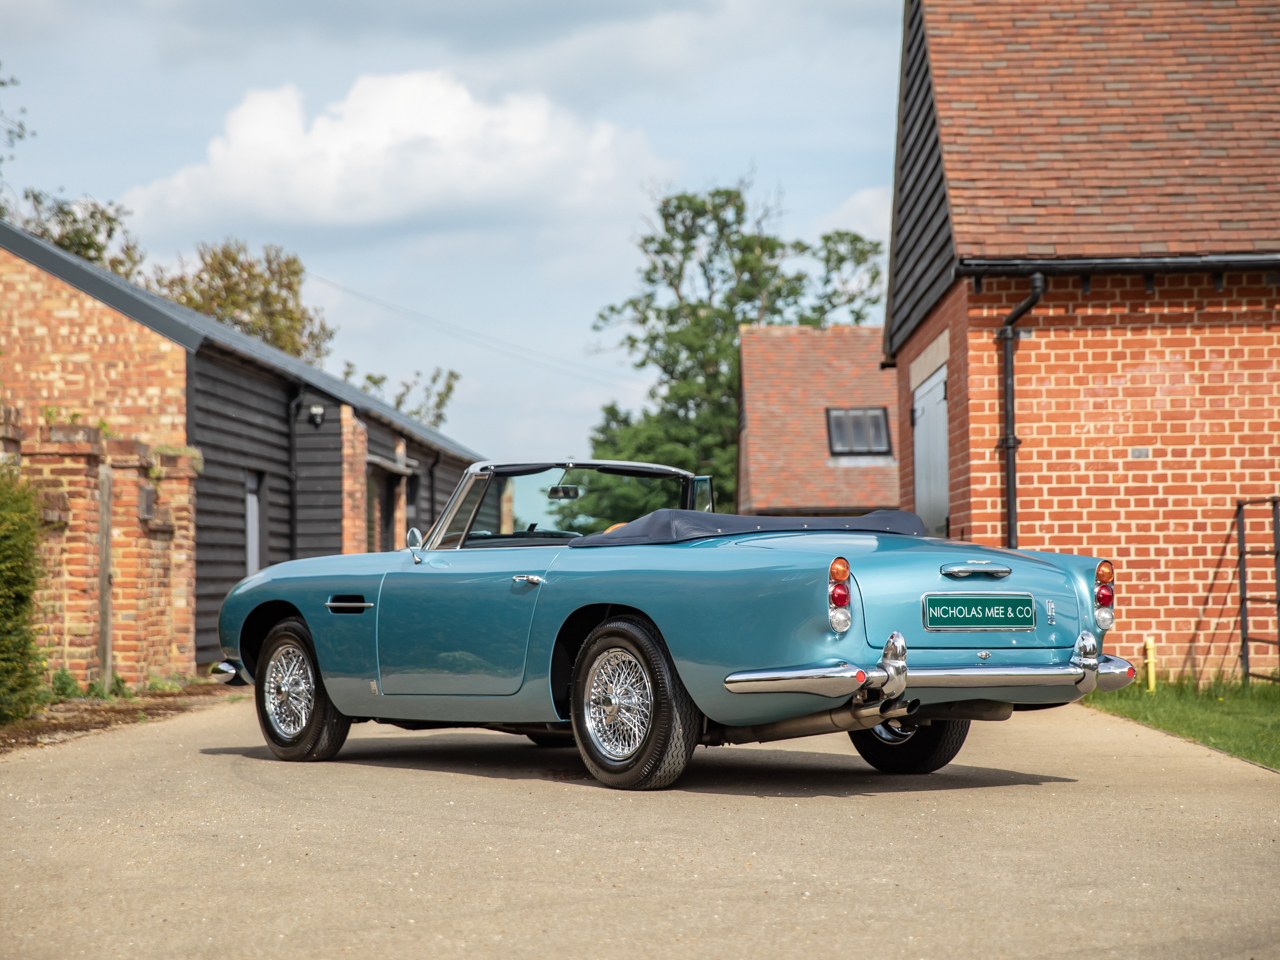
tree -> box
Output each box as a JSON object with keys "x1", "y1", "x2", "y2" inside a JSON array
[
  {"x1": 0, "y1": 62, "x2": 30, "y2": 190},
  {"x1": 150, "y1": 240, "x2": 336, "y2": 365},
  {"x1": 343, "y1": 362, "x2": 460, "y2": 428},
  {"x1": 583, "y1": 185, "x2": 883, "y2": 513},
  {"x1": 8, "y1": 189, "x2": 145, "y2": 280}
]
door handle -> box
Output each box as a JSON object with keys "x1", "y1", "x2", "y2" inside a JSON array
[
  {"x1": 512, "y1": 575, "x2": 544, "y2": 585},
  {"x1": 940, "y1": 561, "x2": 1012, "y2": 579}
]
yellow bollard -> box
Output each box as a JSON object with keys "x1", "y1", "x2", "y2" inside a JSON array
[{"x1": 1144, "y1": 636, "x2": 1157, "y2": 693}]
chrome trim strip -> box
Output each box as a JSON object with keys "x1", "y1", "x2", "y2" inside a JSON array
[
  {"x1": 724, "y1": 661, "x2": 869, "y2": 698},
  {"x1": 907, "y1": 664, "x2": 1085, "y2": 688},
  {"x1": 325, "y1": 601, "x2": 375, "y2": 610}
]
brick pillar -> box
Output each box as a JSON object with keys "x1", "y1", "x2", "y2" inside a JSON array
[
  {"x1": 341, "y1": 405, "x2": 368, "y2": 554},
  {"x1": 156, "y1": 450, "x2": 198, "y2": 678},
  {"x1": 393, "y1": 439, "x2": 408, "y2": 550},
  {"x1": 21, "y1": 425, "x2": 105, "y2": 684}
]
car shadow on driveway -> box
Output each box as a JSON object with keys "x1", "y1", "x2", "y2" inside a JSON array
[{"x1": 202, "y1": 730, "x2": 1074, "y2": 798}]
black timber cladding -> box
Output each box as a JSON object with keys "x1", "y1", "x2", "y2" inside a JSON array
[
  {"x1": 189, "y1": 346, "x2": 294, "y2": 662},
  {"x1": 883, "y1": 0, "x2": 957, "y2": 360},
  {"x1": 295, "y1": 391, "x2": 343, "y2": 560}
]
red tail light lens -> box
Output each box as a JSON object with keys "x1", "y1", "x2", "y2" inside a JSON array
[
  {"x1": 1095, "y1": 583, "x2": 1114, "y2": 606},
  {"x1": 829, "y1": 582, "x2": 851, "y2": 607}
]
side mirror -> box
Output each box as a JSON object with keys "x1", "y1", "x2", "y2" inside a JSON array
[{"x1": 406, "y1": 527, "x2": 424, "y2": 550}]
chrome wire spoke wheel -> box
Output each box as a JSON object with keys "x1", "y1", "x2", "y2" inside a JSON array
[
  {"x1": 263, "y1": 642, "x2": 315, "y2": 739},
  {"x1": 584, "y1": 648, "x2": 653, "y2": 761},
  {"x1": 870, "y1": 718, "x2": 917, "y2": 745}
]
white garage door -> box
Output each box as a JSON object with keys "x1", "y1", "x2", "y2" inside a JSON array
[{"x1": 912, "y1": 365, "x2": 949, "y2": 538}]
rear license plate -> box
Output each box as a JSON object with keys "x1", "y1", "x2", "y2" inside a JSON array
[{"x1": 922, "y1": 593, "x2": 1036, "y2": 631}]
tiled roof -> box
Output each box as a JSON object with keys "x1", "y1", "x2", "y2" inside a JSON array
[
  {"x1": 738, "y1": 325, "x2": 897, "y2": 515},
  {"x1": 925, "y1": 0, "x2": 1280, "y2": 259}
]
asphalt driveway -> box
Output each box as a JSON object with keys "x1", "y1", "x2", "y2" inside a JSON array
[{"x1": 2, "y1": 698, "x2": 1278, "y2": 959}]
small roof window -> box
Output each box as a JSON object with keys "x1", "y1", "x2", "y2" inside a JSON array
[{"x1": 828, "y1": 407, "x2": 891, "y2": 456}]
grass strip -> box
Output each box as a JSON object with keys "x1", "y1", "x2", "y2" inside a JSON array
[{"x1": 1084, "y1": 674, "x2": 1280, "y2": 771}]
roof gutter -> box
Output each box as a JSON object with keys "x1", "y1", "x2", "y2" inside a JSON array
[
  {"x1": 958, "y1": 253, "x2": 1280, "y2": 278},
  {"x1": 996, "y1": 273, "x2": 1044, "y2": 550}
]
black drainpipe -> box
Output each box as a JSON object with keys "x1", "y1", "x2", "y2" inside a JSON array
[
  {"x1": 287, "y1": 386, "x2": 304, "y2": 560},
  {"x1": 995, "y1": 272, "x2": 1044, "y2": 550}
]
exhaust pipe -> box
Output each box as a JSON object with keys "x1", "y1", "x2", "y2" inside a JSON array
[{"x1": 723, "y1": 696, "x2": 920, "y2": 745}]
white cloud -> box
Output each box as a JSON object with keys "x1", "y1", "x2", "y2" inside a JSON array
[
  {"x1": 124, "y1": 70, "x2": 669, "y2": 236},
  {"x1": 810, "y1": 185, "x2": 893, "y2": 245}
]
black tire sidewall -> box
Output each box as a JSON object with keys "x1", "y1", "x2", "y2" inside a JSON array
[
  {"x1": 254, "y1": 619, "x2": 332, "y2": 761},
  {"x1": 571, "y1": 621, "x2": 677, "y2": 789},
  {"x1": 849, "y1": 718, "x2": 971, "y2": 775}
]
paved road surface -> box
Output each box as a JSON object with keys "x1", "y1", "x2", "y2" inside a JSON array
[{"x1": 2, "y1": 699, "x2": 1278, "y2": 959}]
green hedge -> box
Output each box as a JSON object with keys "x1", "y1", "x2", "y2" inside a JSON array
[{"x1": 0, "y1": 465, "x2": 43, "y2": 724}]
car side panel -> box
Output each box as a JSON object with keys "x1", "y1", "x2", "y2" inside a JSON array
[{"x1": 533, "y1": 536, "x2": 855, "y2": 726}]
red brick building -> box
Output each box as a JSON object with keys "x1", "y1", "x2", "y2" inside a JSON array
[
  {"x1": 738, "y1": 325, "x2": 898, "y2": 515},
  {"x1": 883, "y1": 0, "x2": 1280, "y2": 679},
  {"x1": 0, "y1": 222, "x2": 479, "y2": 686}
]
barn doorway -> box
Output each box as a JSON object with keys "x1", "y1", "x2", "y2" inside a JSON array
[{"x1": 912, "y1": 365, "x2": 949, "y2": 538}]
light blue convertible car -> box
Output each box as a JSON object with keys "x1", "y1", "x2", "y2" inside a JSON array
[{"x1": 215, "y1": 460, "x2": 1135, "y2": 789}]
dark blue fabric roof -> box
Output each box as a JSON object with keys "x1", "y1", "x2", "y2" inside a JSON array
[{"x1": 567, "y1": 509, "x2": 928, "y2": 547}]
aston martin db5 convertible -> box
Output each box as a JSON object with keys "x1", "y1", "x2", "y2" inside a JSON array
[{"x1": 215, "y1": 459, "x2": 1135, "y2": 789}]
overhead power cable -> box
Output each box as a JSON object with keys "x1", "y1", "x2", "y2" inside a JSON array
[{"x1": 306, "y1": 272, "x2": 629, "y2": 389}]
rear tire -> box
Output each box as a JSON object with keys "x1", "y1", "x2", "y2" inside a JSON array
[
  {"x1": 849, "y1": 718, "x2": 969, "y2": 774},
  {"x1": 254, "y1": 618, "x2": 350, "y2": 762},
  {"x1": 571, "y1": 618, "x2": 701, "y2": 790}
]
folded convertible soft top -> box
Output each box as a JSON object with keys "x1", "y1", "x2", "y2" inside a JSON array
[{"x1": 567, "y1": 508, "x2": 927, "y2": 547}]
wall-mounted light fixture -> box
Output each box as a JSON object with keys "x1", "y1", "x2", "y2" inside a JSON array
[{"x1": 309, "y1": 404, "x2": 325, "y2": 428}]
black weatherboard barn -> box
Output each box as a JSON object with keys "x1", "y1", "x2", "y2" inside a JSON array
[{"x1": 0, "y1": 220, "x2": 480, "y2": 666}]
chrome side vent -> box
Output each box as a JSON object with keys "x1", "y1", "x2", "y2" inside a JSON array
[{"x1": 326, "y1": 595, "x2": 374, "y2": 614}]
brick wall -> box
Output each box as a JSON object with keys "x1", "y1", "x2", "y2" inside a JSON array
[
  {"x1": 340, "y1": 405, "x2": 368, "y2": 554},
  {"x1": 0, "y1": 248, "x2": 187, "y2": 445},
  {"x1": 739, "y1": 325, "x2": 899, "y2": 514},
  {"x1": 898, "y1": 272, "x2": 1280, "y2": 680},
  {"x1": 19, "y1": 425, "x2": 197, "y2": 686}
]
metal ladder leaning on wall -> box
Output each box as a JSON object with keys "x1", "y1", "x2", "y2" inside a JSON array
[{"x1": 1235, "y1": 497, "x2": 1280, "y2": 685}]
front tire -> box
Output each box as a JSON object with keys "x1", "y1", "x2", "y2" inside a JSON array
[
  {"x1": 571, "y1": 618, "x2": 702, "y2": 790},
  {"x1": 254, "y1": 618, "x2": 350, "y2": 762},
  {"x1": 849, "y1": 718, "x2": 969, "y2": 774}
]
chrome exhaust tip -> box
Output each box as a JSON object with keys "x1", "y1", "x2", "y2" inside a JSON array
[{"x1": 211, "y1": 661, "x2": 247, "y2": 686}]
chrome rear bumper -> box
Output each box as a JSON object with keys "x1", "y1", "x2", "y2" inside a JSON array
[{"x1": 724, "y1": 633, "x2": 1135, "y2": 700}]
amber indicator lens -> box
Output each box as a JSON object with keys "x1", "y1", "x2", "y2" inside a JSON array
[
  {"x1": 829, "y1": 582, "x2": 851, "y2": 607},
  {"x1": 1095, "y1": 583, "x2": 1115, "y2": 607},
  {"x1": 829, "y1": 557, "x2": 850, "y2": 582},
  {"x1": 1096, "y1": 561, "x2": 1114, "y2": 584}
]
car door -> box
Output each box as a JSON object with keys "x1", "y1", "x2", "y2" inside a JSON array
[{"x1": 375, "y1": 545, "x2": 558, "y2": 695}]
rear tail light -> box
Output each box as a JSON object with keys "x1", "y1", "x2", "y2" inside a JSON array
[
  {"x1": 1094, "y1": 561, "x2": 1116, "y2": 631},
  {"x1": 829, "y1": 557, "x2": 852, "y2": 633}
]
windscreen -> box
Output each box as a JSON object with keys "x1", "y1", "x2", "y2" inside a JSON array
[{"x1": 462, "y1": 467, "x2": 684, "y2": 547}]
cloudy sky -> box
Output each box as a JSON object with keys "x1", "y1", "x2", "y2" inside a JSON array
[{"x1": 2, "y1": 0, "x2": 903, "y2": 459}]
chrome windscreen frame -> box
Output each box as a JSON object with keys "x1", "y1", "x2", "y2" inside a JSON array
[{"x1": 422, "y1": 473, "x2": 487, "y2": 550}]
